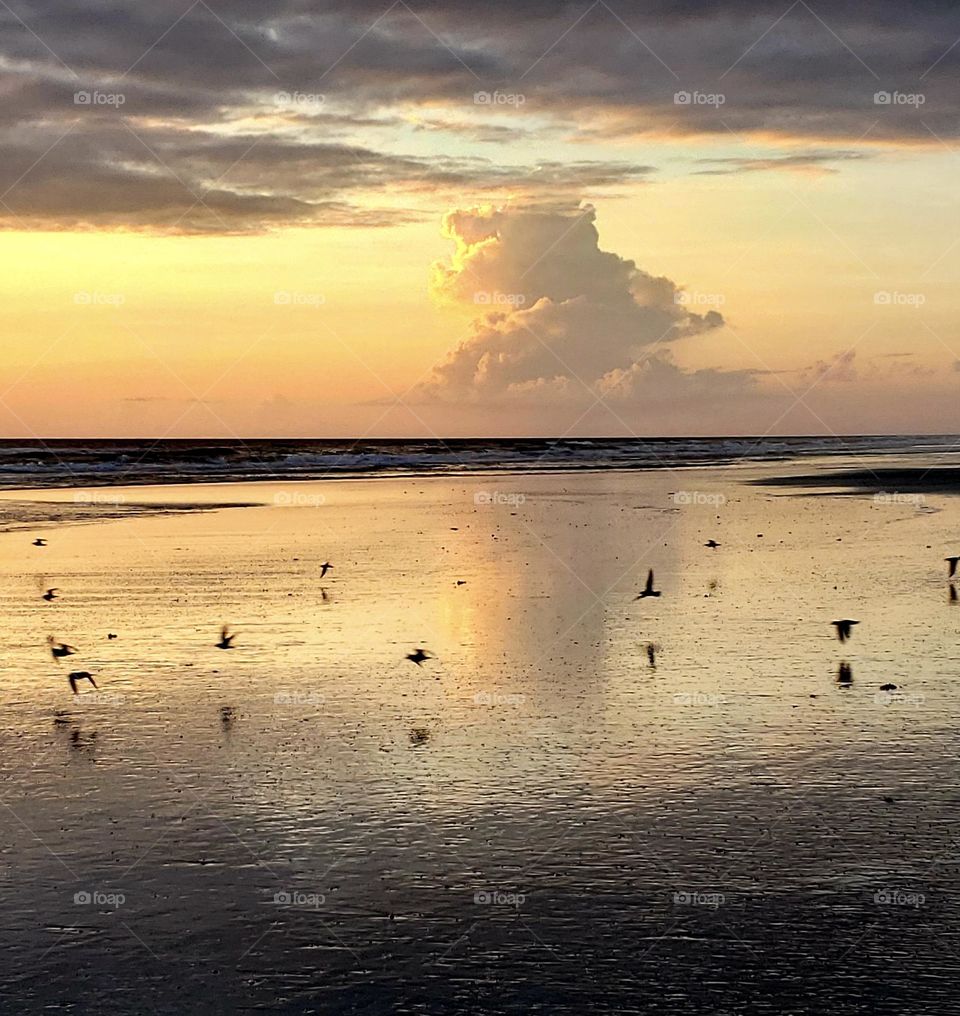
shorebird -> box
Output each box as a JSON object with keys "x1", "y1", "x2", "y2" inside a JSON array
[
  {"x1": 635, "y1": 570, "x2": 661, "y2": 599},
  {"x1": 42, "y1": 588, "x2": 59, "y2": 602},
  {"x1": 947, "y1": 556, "x2": 960, "y2": 579},
  {"x1": 320, "y1": 562, "x2": 333, "y2": 579},
  {"x1": 832, "y1": 619, "x2": 859, "y2": 643},
  {"x1": 216, "y1": 626, "x2": 237, "y2": 650},
  {"x1": 704, "y1": 540, "x2": 720, "y2": 549},
  {"x1": 33, "y1": 539, "x2": 47, "y2": 547},
  {"x1": 405, "y1": 648, "x2": 432, "y2": 667},
  {"x1": 68, "y1": 671, "x2": 97, "y2": 695},
  {"x1": 49, "y1": 637, "x2": 77, "y2": 662}
]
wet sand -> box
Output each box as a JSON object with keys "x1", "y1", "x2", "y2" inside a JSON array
[{"x1": 1, "y1": 464, "x2": 959, "y2": 1014}]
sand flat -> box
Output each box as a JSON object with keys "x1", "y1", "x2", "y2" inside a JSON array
[{"x1": 1, "y1": 465, "x2": 959, "y2": 1013}]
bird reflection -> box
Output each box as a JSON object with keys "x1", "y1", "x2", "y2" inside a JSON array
[
  {"x1": 645, "y1": 642, "x2": 659, "y2": 668},
  {"x1": 950, "y1": 584, "x2": 957, "y2": 604},
  {"x1": 409, "y1": 726, "x2": 431, "y2": 746},
  {"x1": 220, "y1": 705, "x2": 237, "y2": 731},
  {"x1": 837, "y1": 662, "x2": 853, "y2": 687}
]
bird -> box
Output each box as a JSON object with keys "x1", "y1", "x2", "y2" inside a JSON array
[
  {"x1": 42, "y1": 588, "x2": 59, "y2": 602},
  {"x1": 405, "y1": 648, "x2": 432, "y2": 667},
  {"x1": 705, "y1": 540, "x2": 720, "y2": 549},
  {"x1": 320, "y1": 562, "x2": 333, "y2": 579},
  {"x1": 49, "y1": 637, "x2": 77, "y2": 662},
  {"x1": 879, "y1": 683, "x2": 897, "y2": 691},
  {"x1": 216, "y1": 626, "x2": 237, "y2": 650},
  {"x1": 107, "y1": 633, "x2": 118, "y2": 640},
  {"x1": 33, "y1": 539, "x2": 47, "y2": 547},
  {"x1": 837, "y1": 662, "x2": 853, "y2": 685},
  {"x1": 947, "y1": 556, "x2": 959, "y2": 579},
  {"x1": 68, "y1": 671, "x2": 98, "y2": 695},
  {"x1": 832, "y1": 619, "x2": 859, "y2": 643},
  {"x1": 635, "y1": 570, "x2": 661, "y2": 599}
]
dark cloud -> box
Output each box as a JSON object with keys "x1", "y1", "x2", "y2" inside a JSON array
[
  {"x1": 1, "y1": 0, "x2": 958, "y2": 229},
  {"x1": 693, "y1": 150, "x2": 871, "y2": 175}
]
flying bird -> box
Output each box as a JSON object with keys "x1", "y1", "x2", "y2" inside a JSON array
[
  {"x1": 216, "y1": 626, "x2": 237, "y2": 650},
  {"x1": 107, "y1": 633, "x2": 118, "y2": 639},
  {"x1": 947, "y1": 556, "x2": 959, "y2": 579},
  {"x1": 68, "y1": 671, "x2": 98, "y2": 695},
  {"x1": 48, "y1": 637, "x2": 77, "y2": 662},
  {"x1": 320, "y1": 562, "x2": 333, "y2": 579},
  {"x1": 704, "y1": 540, "x2": 720, "y2": 549},
  {"x1": 42, "y1": 588, "x2": 59, "y2": 602},
  {"x1": 832, "y1": 619, "x2": 859, "y2": 643},
  {"x1": 635, "y1": 570, "x2": 661, "y2": 599},
  {"x1": 33, "y1": 539, "x2": 47, "y2": 547},
  {"x1": 405, "y1": 648, "x2": 432, "y2": 667}
]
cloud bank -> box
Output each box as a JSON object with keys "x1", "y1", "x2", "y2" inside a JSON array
[{"x1": 419, "y1": 204, "x2": 754, "y2": 412}]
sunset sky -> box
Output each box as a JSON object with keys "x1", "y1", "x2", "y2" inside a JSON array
[{"x1": 2, "y1": 0, "x2": 960, "y2": 437}]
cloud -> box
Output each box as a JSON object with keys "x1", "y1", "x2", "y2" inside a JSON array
[
  {"x1": 418, "y1": 203, "x2": 752, "y2": 408},
  {"x1": 693, "y1": 151, "x2": 872, "y2": 175}
]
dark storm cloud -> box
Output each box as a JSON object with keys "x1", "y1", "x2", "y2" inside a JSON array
[{"x1": 2, "y1": 0, "x2": 958, "y2": 229}]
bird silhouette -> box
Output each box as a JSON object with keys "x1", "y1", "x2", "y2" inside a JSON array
[
  {"x1": 947, "y1": 556, "x2": 959, "y2": 579},
  {"x1": 68, "y1": 671, "x2": 98, "y2": 695},
  {"x1": 705, "y1": 540, "x2": 720, "y2": 549},
  {"x1": 33, "y1": 539, "x2": 47, "y2": 547},
  {"x1": 832, "y1": 619, "x2": 859, "y2": 643},
  {"x1": 42, "y1": 588, "x2": 59, "y2": 602},
  {"x1": 320, "y1": 562, "x2": 333, "y2": 579},
  {"x1": 107, "y1": 633, "x2": 118, "y2": 639},
  {"x1": 216, "y1": 626, "x2": 237, "y2": 650},
  {"x1": 406, "y1": 648, "x2": 432, "y2": 667},
  {"x1": 49, "y1": 637, "x2": 77, "y2": 662},
  {"x1": 635, "y1": 570, "x2": 661, "y2": 599}
]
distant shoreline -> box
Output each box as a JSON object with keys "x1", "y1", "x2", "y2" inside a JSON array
[{"x1": 758, "y1": 467, "x2": 960, "y2": 494}]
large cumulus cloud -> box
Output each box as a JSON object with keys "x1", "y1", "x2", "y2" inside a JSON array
[{"x1": 419, "y1": 204, "x2": 754, "y2": 407}]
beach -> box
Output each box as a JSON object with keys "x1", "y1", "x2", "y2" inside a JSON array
[{"x1": 2, "y1": 458, "x2": 960, "y2": 1013}]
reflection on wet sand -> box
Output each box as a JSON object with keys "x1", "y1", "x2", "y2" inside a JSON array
[{"x1": 1, "y1": 468, "x2": 960, "y2": 1013}]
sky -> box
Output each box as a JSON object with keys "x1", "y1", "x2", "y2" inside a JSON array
[{"x1": 1, "y1": 0, "x2": 960, "y2": 437}]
